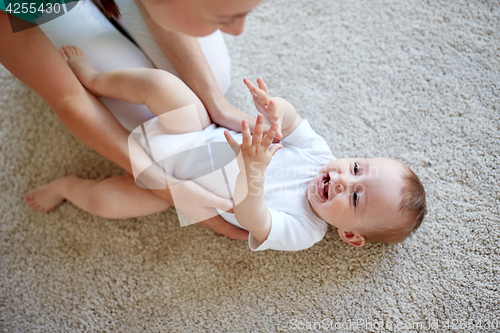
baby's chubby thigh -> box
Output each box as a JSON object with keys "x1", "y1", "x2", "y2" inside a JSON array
[
  {"x1": 39, "y1": 0, "x2": 158, "y2": 131},
  {"x1": 149, "y1": 81, "x2": 211, "y2": 134}
]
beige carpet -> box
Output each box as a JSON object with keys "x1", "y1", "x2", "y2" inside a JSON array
[{"x1": 1, "y1": 0, "x2": 499, "y2": 331}]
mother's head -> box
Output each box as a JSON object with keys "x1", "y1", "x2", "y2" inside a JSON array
[{"x1": 100, "y1": 0, "x2": 263, "y2": 36}]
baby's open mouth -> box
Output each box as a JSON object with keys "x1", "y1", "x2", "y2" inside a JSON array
[{"x1": 318, "y1": 174, "x2": 330, "y2": 200}]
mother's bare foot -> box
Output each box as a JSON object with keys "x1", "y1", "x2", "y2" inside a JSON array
[
  {"x1": 60, "y1": 46, "x2": 99, "y2": 94},
  {"x1": 24, "y1": 176, "x2": 77, "y2": 213}
]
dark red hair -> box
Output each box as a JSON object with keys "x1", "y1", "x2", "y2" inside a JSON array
[{"x1": 92, "y1": 0, "x2": 121, "y2": 19}]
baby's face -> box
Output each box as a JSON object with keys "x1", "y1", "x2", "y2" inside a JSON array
[{"x1": 307, "y1": 158, "x2": 405, "y2": 239}]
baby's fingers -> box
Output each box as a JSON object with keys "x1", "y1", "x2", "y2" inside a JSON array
[
  {"x1": 274, "y1": 122, "x2": 283, "y2": 141},
  {"x1": 252, "y1": 114, "x2": 265, "y2": 148},
  {"x1": 224, "y1": 131, "x2": 241, "y2": 155},
  {"x1": 268, "y1": 143, "x2": 283, "y2": 157},
  {"x1": 241, "y1": 120, "x2": 252, "y2": 149},
  {"x1": 267, "y1": 100, "x2": 277, "y2": 115},
  {"x1": 243, "y1": 78, "x2": 258, "y2": 94},
  {"x1": 257, "y1": 77, "x2": 268, "y2": 94},
  {"x1": 261, "y1": 122, "x2": 279, "y2": 148},
  {"x1": 244, "y1": 78, "x2": 270, "y2": 104},
  {"x1": 256, "y1": 88, "x2": 270, "y2": 105}
]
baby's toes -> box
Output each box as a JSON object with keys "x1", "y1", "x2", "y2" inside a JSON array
[
  {"x1": 62, "y1": 46, "x2": 77, "y2": 57},
  {"x1": 73, "y1": 46, "x2": 83, "y2": 54},
  {"x1": 68, "y1": 45, "x2": 82, "y2": 55},
  {"x1": 69, "y1": 46, "x2": 78, "y2": 55},
  {"x1": 61, "y1": 46, "x2": 72, "y2": 56},
  {"x1": 59, "y1": 49, "x2": 69, "y2": 62}
]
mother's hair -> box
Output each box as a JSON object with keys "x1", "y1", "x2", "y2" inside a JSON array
[{"x1": 92, "y1": 0, "x2": 121, "y2": 18}]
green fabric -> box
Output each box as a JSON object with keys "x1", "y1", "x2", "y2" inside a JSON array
[{"x1": 0, "y1": 0, "x2": 80, "y2": 23}]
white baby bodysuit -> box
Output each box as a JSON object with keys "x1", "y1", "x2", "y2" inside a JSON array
[{"x1": 133, "y1": 117, "x2": 334, "y2": 251}]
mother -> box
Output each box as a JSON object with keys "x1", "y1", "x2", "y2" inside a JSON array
[{"x1": 0, "y1": 0, "x2": 263, "y2": 239}]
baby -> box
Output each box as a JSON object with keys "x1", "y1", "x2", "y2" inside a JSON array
[{"x1": 25, "y1": 46, "x2": 427, "y2": 251}]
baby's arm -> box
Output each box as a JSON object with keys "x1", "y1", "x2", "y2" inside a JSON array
[
  {"x1": 244, "y1": 78, "x2": 303, "y2": 140},
  {"x1": 224, "y1": 115, "x2": 282, "y2": 243}
]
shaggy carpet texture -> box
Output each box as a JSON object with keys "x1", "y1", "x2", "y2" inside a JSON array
[{"x1": 1, "y1": 0, "x2": 499, "y2": 331}]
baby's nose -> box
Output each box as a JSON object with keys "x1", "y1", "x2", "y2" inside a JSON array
[
  {"x1": 329, "y1": 171, "x2": 345, "y2": 195},
  {"x1": 334, "y1": 183, "x2": 344, "y2": 195}
]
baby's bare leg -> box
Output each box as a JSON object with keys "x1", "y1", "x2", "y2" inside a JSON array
[
  {"x1": 60, "y1": 46, "x2": 211, "y2": 133},
  {"x1": 24, "y1": 174, "x2": 169, "y2": 218}
]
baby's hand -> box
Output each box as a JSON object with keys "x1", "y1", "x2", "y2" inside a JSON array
[
  {"x1": 244, "y1": 77, "x2": 284, "y2": 141},
  {"x1": 225, "y1": 114, "x2": 282, "y2": 179}
]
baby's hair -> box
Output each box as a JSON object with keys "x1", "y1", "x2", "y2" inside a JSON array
[
  {"x1": 363, "y1": 164, "x2": 427, "y2": 244},
  {"x1": 92, "y1": 0, "x2": 121, "y2": 19},
  {"x1": 398, "y1": 165, "x2": 427, "y2": 236}
]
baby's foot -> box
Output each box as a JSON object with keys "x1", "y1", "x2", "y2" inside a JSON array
[
  {"x1": 24, "y1": 176, "x2": 76, "y2": 213},
  {"x1": 60, "y1": 46, "x2": 99, "y2": 94}
]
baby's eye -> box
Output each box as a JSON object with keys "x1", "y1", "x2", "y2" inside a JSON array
[
  {"x1": 353, "y1": 162, "x2": 359, "y2": 175},
  {"x1": 353, "y1": 191, "x2": 358, "y2": 207}
]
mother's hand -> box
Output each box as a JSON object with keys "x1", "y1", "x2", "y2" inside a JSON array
[
  {"x1": 132, "y1": 3, "x2": 261, "y2": 135},
  {"x1": 207, "y1": 95, "x2": 258, "y2": 133}
]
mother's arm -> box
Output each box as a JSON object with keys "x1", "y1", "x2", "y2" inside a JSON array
[
  {"x1": 0, "y1": 12, "x2": 132, "y2": 175},
  {"x1": 0, "y1": 12, "x2": 248, "y2": 240},
  {"x1": 134, "y1": 0, "x2": 257, "y2": 133}
]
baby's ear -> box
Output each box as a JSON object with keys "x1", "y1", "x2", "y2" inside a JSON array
[{"x1": 338, "y1": 229, "x2": 366, "y2": 247}]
